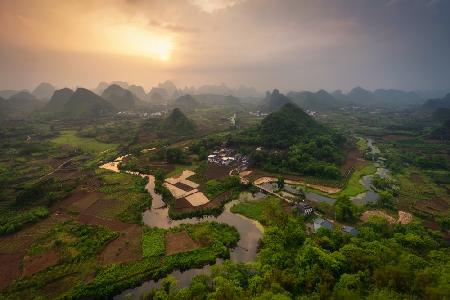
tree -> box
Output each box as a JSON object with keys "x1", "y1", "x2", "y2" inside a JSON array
[
  {"x1": 377, "y1": 191, "x2": 395, "y2": 209},
  {"x1": 293, "y1": 187, "x2": 306, "y2": 204},
  {"x1": 165, "y1": 148, "x2": 185, "y2": 163},
  {"x1": 277, "y1": 176, "x2": 285, "y2": 190},
  {"x1": 334, "y1": 195, "x2": 355, "y2": 222}
]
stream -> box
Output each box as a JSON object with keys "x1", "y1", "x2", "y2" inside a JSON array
[
  {"x1": 351, "y1": 138, "x2": 391, "y2": 205},
  {"x1": 107, "y1": 137, "x2": 390, "y2": 298},
  {"x1": 99, "y1": 157, "x2": 263, "y2": 299}
]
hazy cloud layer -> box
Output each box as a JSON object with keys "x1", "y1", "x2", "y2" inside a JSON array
[{"x1": 0, "y1": 0, "x2": 449, "y2": 91}]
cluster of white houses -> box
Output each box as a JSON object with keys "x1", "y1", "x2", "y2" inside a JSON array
[{"x1": 207, "y1": 148, "x2": 249, "y2": 170}]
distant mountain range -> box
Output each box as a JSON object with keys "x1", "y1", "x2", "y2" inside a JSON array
[
  {"x1": 422, "y1": 93, "x2": 450, "y2": 110},
  {"x1": 284, "y1": 87, "x2": 445, "y2": 111},
  {"x1": 1, "y1": 81, "x2": 449, "y2": 121}
]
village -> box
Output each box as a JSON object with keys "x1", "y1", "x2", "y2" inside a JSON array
[{"x1": 207, "y1": 147, "x2": 249, "y2": 171}]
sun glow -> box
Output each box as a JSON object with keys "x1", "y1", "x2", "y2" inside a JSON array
[{"x1": 103, "y1": 24, "x2": 173, "y2": 61}]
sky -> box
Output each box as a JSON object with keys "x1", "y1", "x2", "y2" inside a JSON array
[{"x1": 0, "y1": 0, "x2": 449, "y2": 92}]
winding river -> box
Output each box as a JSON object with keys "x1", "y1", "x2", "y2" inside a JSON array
[
  {"x1": 351, "y1": 138, "x2": 391, "y2": 205},
  {"x1": 99, "y1": 157, "x2": 263, "y2": 299},
  {"x1": 106, "y1": 137, "x2": 389, "y2": 299}
]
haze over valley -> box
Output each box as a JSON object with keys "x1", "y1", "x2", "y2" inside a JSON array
[{"x1": 0, "y1": 1, "x2": 449, "y2": 299}]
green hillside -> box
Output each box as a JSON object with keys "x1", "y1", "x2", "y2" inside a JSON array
[{"x1": 231, "y1": 102, "x2": 346, "y2": 179}]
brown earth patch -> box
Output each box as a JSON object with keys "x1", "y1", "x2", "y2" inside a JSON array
[
  {"x1": 0, "y1": 253, "x2": 22, "y2": 290},
  {"x1": 22, "y1": 250, "x2": 60, "y2": 278},
  {"x1": 203, "y1": 164, "x2": 232, "y2": 180},
  {"x1": 77, "y1": 214, "x2": 130, "y2": 232},
  {"x1": 165, "y1": 231, "x2": 200, "y2": 256},
  {"x1": 398, "y1": 211, "x2": 413, "y2": 224},
  {"x1": 99, "y1": 225, "x2": 142, "y2": 265},
  {"x1": 170, "y1": 191, "x2": 231, "y2": 215},
  {"x1": 254, "y1": 176, "x2": 341, "y2": 194},
  {"x1": 174, "y1": 182, "x2": 194, "y2": 192},
  {"x1": 340, "y1": 148, "x2": 364, "y2": 175},
  {"x1": 83, "y1": 198, "x2": 128, "y2": 220},
  {"x1": 247, "y1": 169, "x2": 341, "y2": 191},
  {"x1": 0, "y1": 214, "x2": 68, "y2": 254},
  {"x1": 54, "y1": 191, "x2": 102, "y2": 213},
  {"x1": 410, "y1": 173, "x2": 423, "y2": 184},
  {"x1": 360, "y1": 210, "x2": 397, "y2": 224},
  {"x1": 173, "y1": 197, "x2": 194, "y2": 209},
  {"x1": 382, "y1": 135, "x2": 414, "y2": 141},
  {"x1": 137, "y1": 131, "x2": 159, "y2": 144},
  {"x1": 414, "y1": 198, "x2": 449, "y2": 214},
  {"x1": 42, "y1": 273, "x2": 79, "y2": 299},
  {"x1": 422, "y1": 220, "x2": 441, "y2": 231},
  {"x1": 148, "y1": 163, "x2": 175, "y2": 174}
]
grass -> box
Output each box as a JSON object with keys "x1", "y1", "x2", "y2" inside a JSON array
[
  {"x1": 51, "y1": 130, "x2": 118, "y2": 153},
  {"x1": 60, "y1": 222, "x2": 239, "y2": 299},
  {"x1": 27, "y1": 221, "x2": 118, "y2": 260},
  {"x1": 231, "y1": 197, "x2": 282, "y2": 224},
  {"x1": 395, "y1": 168, "x2": 449, "y2": 212},
  {"x1": 0, "y1": 207, "x2": 50, "y2": 235},
  {"x1": 356, "y1": 137, "x2": 368, "y2": 152},
  {"x1": 337, "y1": 163, "x2": 377, "y2": 198},
  {"x1": 231, "y1": 201, "x2": 266, "y2": 222},
  {"x1": 97, "y1": 169, "x2": 151, "y2": 223},
  {"x1": 3, "y1": 221, "x2": 117, "y2": 300},
  {"x1": 142, "y1": 227, "x2": 166, "y2": 257}
]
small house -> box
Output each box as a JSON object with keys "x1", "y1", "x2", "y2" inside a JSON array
[
  {"x1": 342, "y1": 225, "x2": 359, "y2": 236},
  {"x1": 294, "y1": 202, "x2": 313, "y2": 216},
  {"x1": 313, "y1": 218, "x2": 334, "y2": 232}
]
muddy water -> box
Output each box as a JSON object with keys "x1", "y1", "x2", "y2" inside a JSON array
[
  {"x1": 102, "y1": 159, "x2": 263, "y2": 299},
  {"x1": 145, "y1": 175, "x2": 165, "y2": 209},
  {"x1": 116, "y1": 188, "x2": 263, "y2": 299}
]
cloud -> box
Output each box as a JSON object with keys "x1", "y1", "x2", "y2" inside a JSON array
[
  {"x1": 188, "y1": 0, "x2": 244, "y2": 13},
  {"x1": 0, "y1": 0, "x2": 449, "y2": 91},
  {"x1": 147, "y1": 19, "x2": 198, "y2": 33}
]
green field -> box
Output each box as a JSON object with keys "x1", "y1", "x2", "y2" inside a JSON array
[
  {"x1": 142, "y1": 227, "x2": 165, "y2": 257},
  {"x1": 356, "y1": 137, "x2": 368, "y2": 151},
  {"x1": 51, "y1": 130, "x2": 118, "y2": 153},
  {"x1": 231, "y1": 197, "x2": 282, "y2": 224},
  {"x1": 337, "y1": 163, "x2": 377, "y2": 197}
]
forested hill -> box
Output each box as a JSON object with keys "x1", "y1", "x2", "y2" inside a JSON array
[
  {"x1": 161, "y1": 108, "x2": 196, "y2": 135},
  {"x1": 260, "y1": 102, "x2": 325, "y2": 148},
  {"x1": 231, "y1": 102, "x2": 346, "y2": 179}
]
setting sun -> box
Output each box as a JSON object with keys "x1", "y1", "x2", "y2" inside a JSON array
[{"x1": 103, "y1": 25, "x2": 173, "y2": 61}]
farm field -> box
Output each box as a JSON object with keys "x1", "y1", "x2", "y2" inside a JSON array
[{"x1": 51, "y1": 130, "x2": 118, "y2": 153}]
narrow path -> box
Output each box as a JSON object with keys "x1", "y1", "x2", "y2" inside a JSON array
[{"x1": 39, "y1": 157, "x2": 76, "y2": 180}]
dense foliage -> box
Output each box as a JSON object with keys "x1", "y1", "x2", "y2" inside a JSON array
[
  {"x1": 204, "y1": 176, "x2": 241, "y2": 198},
  {"x1": 148, "y1": 213, "x2": 450, "y2": 300},
  {"x1": 231, "y1": 103, "x2": 346, "y2": 179}
]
